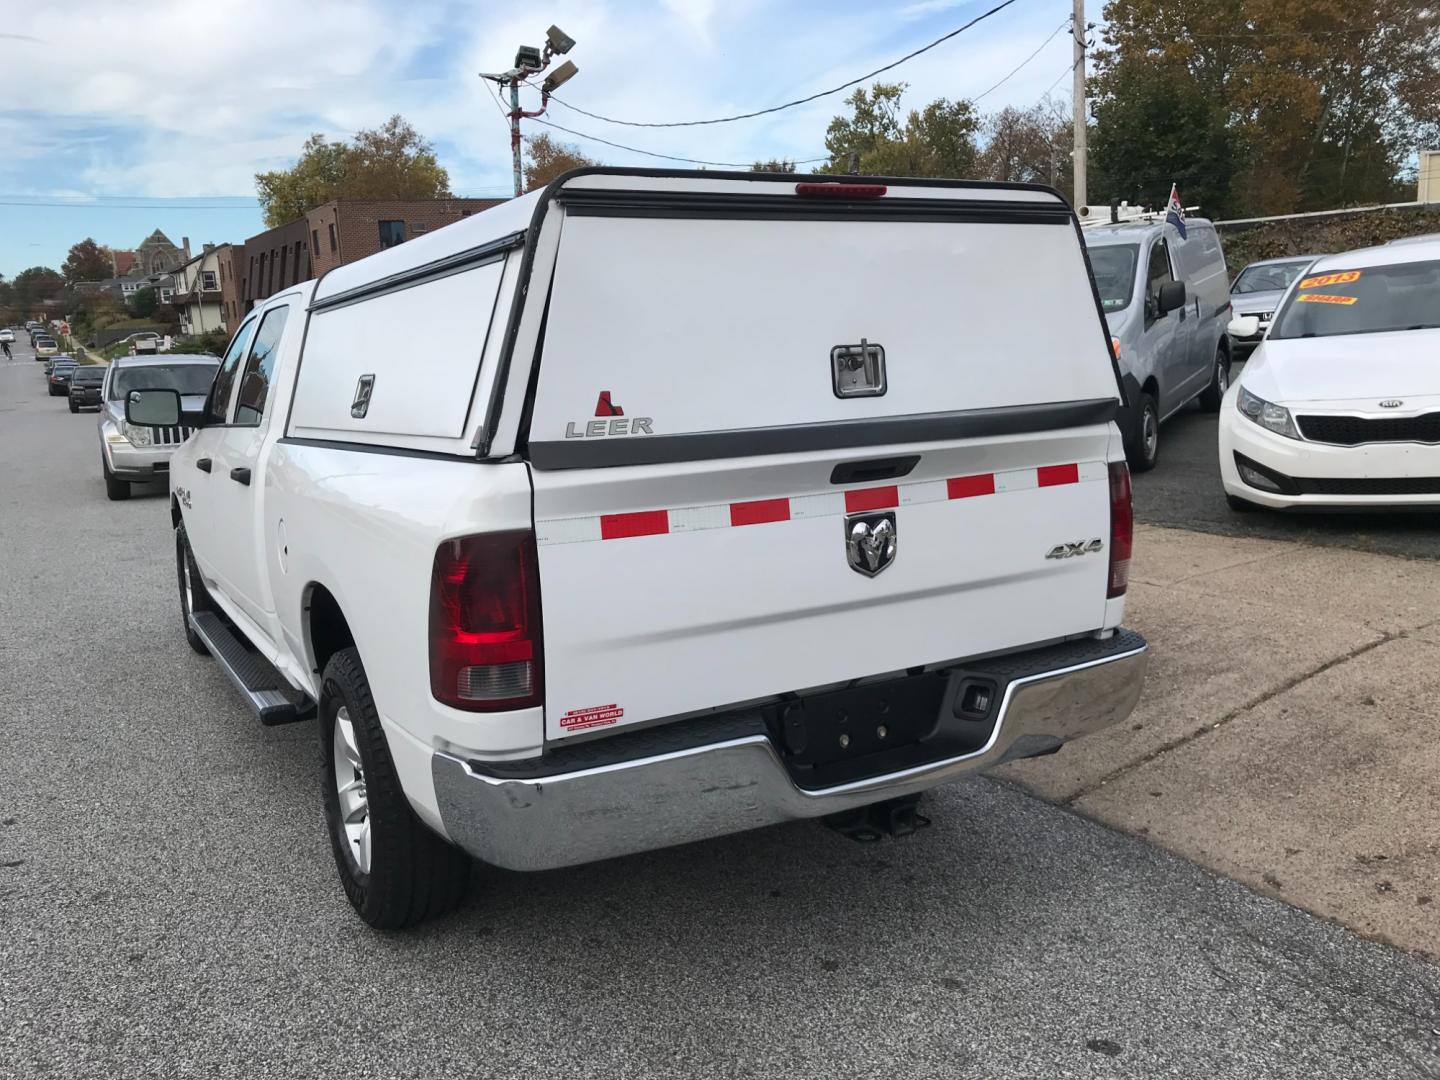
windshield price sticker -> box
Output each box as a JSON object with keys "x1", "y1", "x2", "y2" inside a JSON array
[
  {"x1": 1296, "y1": 293, "x2": 1359, "y2": 306},
  {"x1": 1299, "y1": 270, "x2": 1361, "y2": 289}
]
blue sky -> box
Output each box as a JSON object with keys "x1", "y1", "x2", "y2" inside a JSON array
[{"x1": 0, "y1": 0, "x2": 1079, "y2": 279}]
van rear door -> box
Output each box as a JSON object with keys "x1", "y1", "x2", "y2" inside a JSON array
[{"x1": 524, "y1": 177, "x2": 1123, "y2": 742}]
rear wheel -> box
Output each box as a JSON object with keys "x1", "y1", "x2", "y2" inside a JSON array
[
  {"x1": 1199, "y1": 348, "x2": 1230, "y2": 412},
  {"x1": 103, "y1": 461, "x2": 130, "y2": 501},
  {"x1": 1127, "y1": 392, "x2": 1160, "y2": 473},
  {"x1": 320, "y1": 647, "x2": 470, "y2": 929},
  {"x1": 175, "y1": 523, "x2": 214, "y2": 654}
]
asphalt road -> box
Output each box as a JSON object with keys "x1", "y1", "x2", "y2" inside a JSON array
[
  {"x1": 2, "y1": 339, "x2": 1439, "y2": 1080},
  {"x1": 1135, "y1": 365, "x2": 1440, "y2": 559}
]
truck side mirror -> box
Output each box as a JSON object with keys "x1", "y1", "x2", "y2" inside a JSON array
[
  {"x1": 125, "y1": 387, "x2": 182, "y2": 427},
  {"x1": 1228, "y1": 316, "x2": 1261, "y2": 338},
  {"x1": 1158, "y1": 280, "x2": 1187, "y2": 315}
]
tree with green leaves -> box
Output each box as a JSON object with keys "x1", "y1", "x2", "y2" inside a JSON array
[
  {"x1": 255, "y1": 115, "x2": 452, "y2": 227},
  {"x1": 62, "y1": 238, "x2": 112, "y2": 283},
  {"x1": 523, "y1": 132, "x2": 599, "y2": 191},
  {"x1": 752, "y1": 159, "x2": 798, "y2": 173},
  {"x1": 10, "y1": 266, "x2": 64, "y2": 310},
  {"x1": 821, "y1": 83, "x2": 981, "y2": 178},
  {"x1": 128, "y1": 287, "x2": 158, "y2": 319}
]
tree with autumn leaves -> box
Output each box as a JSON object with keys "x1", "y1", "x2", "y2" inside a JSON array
[{"x1": 1090, "y1": 0, "x2": 1440, "y2": 216}]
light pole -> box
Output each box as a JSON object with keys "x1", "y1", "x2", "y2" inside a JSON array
[{"x1": 481, "y1": 26, "x2": 579, "y2": 198}]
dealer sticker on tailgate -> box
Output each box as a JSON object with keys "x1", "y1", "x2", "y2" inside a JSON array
[{"x1": 560, "y1": 704, "x2": 624, "y2": 732}]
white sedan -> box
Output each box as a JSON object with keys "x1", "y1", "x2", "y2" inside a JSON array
[{"x1": 1219, "y1": 239, "x2": 1440, "y2": 511}]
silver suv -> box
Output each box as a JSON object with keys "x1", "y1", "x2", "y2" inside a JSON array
[{"x1": 98, "y1": 354, "x2": 219, "y2": 501}]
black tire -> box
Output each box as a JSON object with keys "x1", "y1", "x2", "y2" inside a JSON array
[
  {"x1": 175, "y1": 522, "x2": 214, "y2": 654},
  {"x1": 1127, "y1": 392, "x2": 1160, "y2": 472},
  {"x1": 103, "y1": 461, "x2": 130, "y2": 501},
  {"x1": 320, "y1": 647, "x2": 470, "y2": 929},
  {"x1": 1198, "y1": 348, "x2": 1230, "y2": 412},
  {"x1": 68, "y1": 400, "x2": 79, "y2": 413},
  {"x1": 1226, "y1": 493, "x2": 1259, "y2": 513}
]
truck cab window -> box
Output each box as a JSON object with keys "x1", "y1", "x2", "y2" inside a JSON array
[
  {"x1": 208, "y1": 318, "x2": 257, "y2": 424},
  {"x1": 234, "y1": 306, "x2": 290, "y2": 426}
]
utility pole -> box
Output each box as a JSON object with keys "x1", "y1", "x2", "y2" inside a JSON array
[
  {"x1": 482, "y1": 26, "x2": 579, "y2": 199},
  {"x1": 508, "y1": 79, "x2": 524, "y2": 198},
  {"x1": 1071, "y1": 0, "x2": 1087, "y2": 212}
]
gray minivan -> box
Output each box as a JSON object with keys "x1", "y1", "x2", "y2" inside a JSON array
[{"x1": 1084, "y1": 218, "x2": 1232, "y2": 470}]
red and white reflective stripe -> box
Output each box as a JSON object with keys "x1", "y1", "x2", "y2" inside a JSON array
[{"x1": 537, "y1": 461, "x2": 1106, "y2": 546}]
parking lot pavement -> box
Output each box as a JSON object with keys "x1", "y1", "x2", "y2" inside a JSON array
[
  {"x1": 4, "y1": 358, "x2": 1440, "y2": 1079},
  {"x1": 1134, "y1": 390, "x2": 1440, "y2": 560},
  {"x1": 1001, "y1": 525, "x2": 1440, "y2": 959}
]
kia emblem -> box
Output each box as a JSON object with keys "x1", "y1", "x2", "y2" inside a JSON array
[{"x1": 1378, "y1": 399, "x2": 1403, "y2": 409}]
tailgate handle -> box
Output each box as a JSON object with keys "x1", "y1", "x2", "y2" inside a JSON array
[{"x1": 830, "y1": 455, "x2": 920, "y2": 486}]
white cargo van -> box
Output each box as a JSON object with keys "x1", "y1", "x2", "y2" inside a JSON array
[{"x1": 129, "y1": 169, "x2": 1148, "y2": 928}]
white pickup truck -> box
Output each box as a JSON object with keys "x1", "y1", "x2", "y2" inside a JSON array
[{"x1": 127, "y1": 169, "x2": 1148, "y2": 928}]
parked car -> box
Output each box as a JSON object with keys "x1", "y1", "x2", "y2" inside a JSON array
[
  {"x1": 0, "y1": 328, "x2": 13, "y2": 343},
  {"x1": 1227, "y1": 255, "x2": 1324, "y2": 360},
  {"x1": 34, "y1": 336, "x2": 58, "y2": 358},
  {"x1": 133, "y1": 169, "x2": 1149, "y2": 929},
  {"x1": 1220, "y1": 238, "x2": 1440, "y2": 510},
  {"x1": 1084, "y1": 217, "x2": 1233, "y2": 471},
  {"x1": 98, "y1": 353, "x2": 219, "y2": 501},
  {"x1": 47, "y1": 360, "x2": 78, "y2": 396},
  {"x1": 68, "y1": 365, "x2": 107, "y2": 412}
]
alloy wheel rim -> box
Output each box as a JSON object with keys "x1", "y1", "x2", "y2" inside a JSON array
[
  {"x1": 332, "y1": 707, "x2": 371, "y2": 874},
  {"x1": 1218, "y1": 360, "x2": 1229, "y2": 393},
  {"x1": 1144, "y1": 409, "x2": 1158, "y2": 457}
]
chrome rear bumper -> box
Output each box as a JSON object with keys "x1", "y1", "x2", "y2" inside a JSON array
[{"x1": 433, "y1": 632, "x2": 1147, "y2": 871}]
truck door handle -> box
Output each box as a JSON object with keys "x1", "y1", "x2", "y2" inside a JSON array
[
  {"x1": 196, "y1": 458, "x2": 212, "y2": 473},
  {"x1": 229, "y1": 467, "x2": 251, "y2": 486},
  {"x1": 830, "y1": 455, "x2": 920, "y2": 485}
]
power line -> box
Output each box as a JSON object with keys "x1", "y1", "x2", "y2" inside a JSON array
[
  {"x1": 1042, "y1": 54, "x2": 1083, "y2": 97},
  {"x1": 481, "y1": 77, "x2": 513, "y2": 123},
  {"x1": 532, "y1": 118, "x2": 829, "y2": 168},
  {"x1": 548, "y1": 0, "x2": 1023, "y2": 129},
  {"x1": 970, "y1": 19, "x2": 1069, "y2": 104}
]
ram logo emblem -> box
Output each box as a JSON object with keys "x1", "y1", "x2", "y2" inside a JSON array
[{"x1": 845, "y1": 512, "x2": 897, "y2": 577}]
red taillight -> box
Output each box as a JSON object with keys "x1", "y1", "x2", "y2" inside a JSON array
[
  {"x1": 429, "y1": 531, "x2": 543, "y2": 712},
  {"x1": 1107, "y1": 461, "x2": 1133, "y2": 598},
  {"x1": 794, "y1": 182, "x2": 887, "y2": 198}
]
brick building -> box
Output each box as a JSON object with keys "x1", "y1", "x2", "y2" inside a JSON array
[
  {"x1": 217, "y1": 244, "x2": 246, "y2": 330},
  {"x1": 222, "y1": 198, "x2": 505, "y2": 324},
  {"x1": 241, "y1": 217, "x2": 314, "y2": 311},
  {"x1": 304, "y1": 197, "x2": 503, "y2": 278}
]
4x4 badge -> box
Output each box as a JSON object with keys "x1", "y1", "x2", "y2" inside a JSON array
[{"x1": 845, "y1": 511, "x2": 897, "y2": 577}]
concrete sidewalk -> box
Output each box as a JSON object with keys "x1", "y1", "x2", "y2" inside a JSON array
[{"x1": 998, "y1": 524, "x2": 1440, "y2": 959}]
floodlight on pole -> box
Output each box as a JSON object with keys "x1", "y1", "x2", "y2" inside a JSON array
[
  {"x1": 480, "y1": 26, "x2": 580, "y2": 198},
  {"x1": 542, "y1": 60, "x2": 579, "y2": 95},
  {"x1": 545, "y1": 26, "x2": 576, "y2": 56}
]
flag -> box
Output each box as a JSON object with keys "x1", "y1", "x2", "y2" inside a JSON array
[{"x1": 1165, "y1": 183, "x2": 1187, "y2": 239}]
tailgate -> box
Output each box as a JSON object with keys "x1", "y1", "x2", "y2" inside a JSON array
[{"x1": 525, "y1": 181, "x2": 1121, "y2": 742}]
